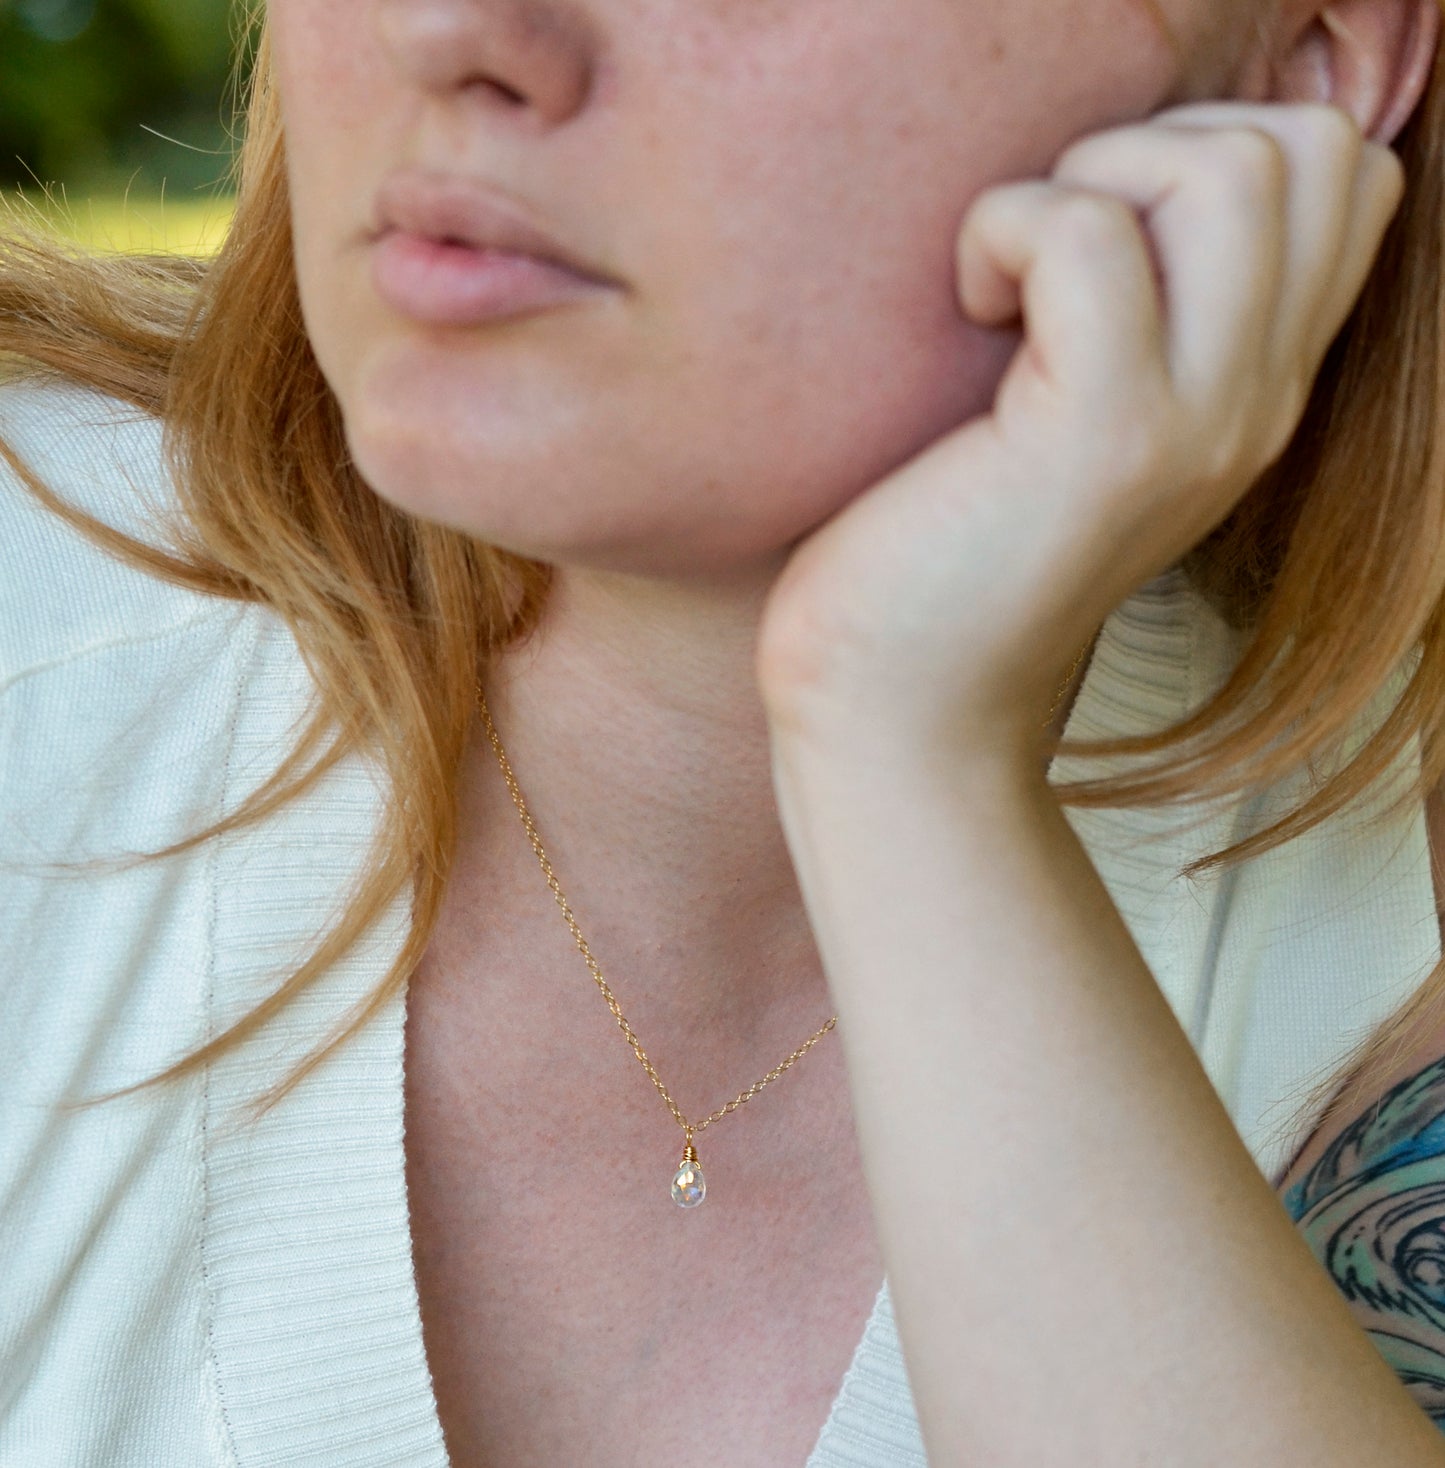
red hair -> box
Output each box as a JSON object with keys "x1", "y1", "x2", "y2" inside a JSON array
[{"x1": 1, "y1": 13, "x2": 1442, "y2": 1133}]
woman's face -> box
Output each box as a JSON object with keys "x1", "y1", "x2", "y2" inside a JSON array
[{"x1": 269, "y1": 0, "x2": 1247, "y2": 577}]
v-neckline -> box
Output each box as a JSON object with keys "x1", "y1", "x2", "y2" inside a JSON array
[
  {"x1": 198, "y1": 617, "x2": 928, "y2": 1468},
  {"x1": 206, "y1": 571, "x2": 1393, "y2": 1466}
]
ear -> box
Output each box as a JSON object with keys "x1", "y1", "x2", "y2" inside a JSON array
[{"x1": 1249, "y1": 0, "x2": 1440, "y2": 142}]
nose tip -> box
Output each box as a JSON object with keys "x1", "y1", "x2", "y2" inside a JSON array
[{"x1": 376, "y1": 0, "x2": 596, "y2": 126}]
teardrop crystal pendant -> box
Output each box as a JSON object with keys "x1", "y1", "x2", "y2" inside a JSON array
[{"x1": 671, "y1": 1143, "x2": 706, "y2": 1209}]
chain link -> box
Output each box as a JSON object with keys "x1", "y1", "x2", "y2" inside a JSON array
[{"x1": 476, "y1": 634, "x2": 1095, "y2": 1147}]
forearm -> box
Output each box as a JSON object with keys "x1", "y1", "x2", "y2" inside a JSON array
[{"x1": 769, "y1": 731, "x2": 1445, "y2": 1467}]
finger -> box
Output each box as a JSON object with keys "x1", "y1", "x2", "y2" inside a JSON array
[
  {"x1": 1148, "y1": 102, "x2": 1373, "y2": 372},
  {"x1": 1051, "y1": 116, "x2": 1289, "y2": 399},
  {"x1": 956, "y1": 179, "x2": 1168, "y2": 408},
  {"x1": 1301, "y1": 139, "x2": 1404, "y2": 366}
]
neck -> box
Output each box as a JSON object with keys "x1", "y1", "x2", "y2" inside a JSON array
[{"x1": 458, "y1": 560, "x2": 1093, "y2": 1020}]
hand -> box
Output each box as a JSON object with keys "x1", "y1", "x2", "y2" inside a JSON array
[{"x1": 756, "y1": 100, "x2": 1406, "y2": 758}]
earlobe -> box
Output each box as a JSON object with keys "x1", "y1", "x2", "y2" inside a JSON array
[{"x1": 1268, "y1": 0, "x2": 1440, "y2": 142}]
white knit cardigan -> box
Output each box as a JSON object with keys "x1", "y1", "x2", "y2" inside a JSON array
[{"x1": 0, "y1": 379, "x2": 1438, "y2": 1466}]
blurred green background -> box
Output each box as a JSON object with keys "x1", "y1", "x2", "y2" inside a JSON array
[{"x1": 1, "y1": 0, "x2": 246, "y2": 252}]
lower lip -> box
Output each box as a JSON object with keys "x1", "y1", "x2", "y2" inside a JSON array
[{"x1": 370, "y1": 231, "x2": 612, "y2": 325}]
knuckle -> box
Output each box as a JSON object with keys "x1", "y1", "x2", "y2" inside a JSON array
[
  {"x1": 962, "y1": 178, "x2": 1042, "y2": 234},
  {"x1": 1199, "y1": 125, "x2": 1289, "y2": 197},
  {"x1": 1195, "y1": 391, "x2": 1303, "y2": 483},
  {"x1": 1198, "y1": 418, "x2": 1250, "y2": 482},
  {"x1": 1108, "y1": 415, "x2": 1166, "y2": 486},
  {"x1": 1051, "y1": 132, "x2": 1094, "y2": 175},
  {"x1": 1263, "y1": 378, "x2": 1312, "y2": 459},
  {"x1": 1179, "y1": 388, "x2": 1256, "y2": 480},
  {"x1": 1090, "y1": 378, "x2": 1173, "y2": 485},
  {"x1": 1052, "y1": 127, "x2": 1123, "y2": 179},
  {"x1": 1298, "y1": 101, "x2": 1364, "y2": 157},
  {"x1": 1046, "y1": 190, "x2": 1138, "y2": 251},
  {"x1": 1365, "y1": 141, "x2": 1407, "y2": 206}
]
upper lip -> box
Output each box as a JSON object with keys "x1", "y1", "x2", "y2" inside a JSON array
[{"x1": 371, "y1": 169, "x2": 618, "y2": 286}]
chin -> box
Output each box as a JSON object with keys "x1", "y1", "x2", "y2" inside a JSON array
[
  {"x1": 344, "y1": 417, "x2": 809, "y2": 583},
  {"x1": 322, "y1": 307, "x2": 998, "y2": 584},
  {"x1": 335, "y1": 379, "x2": 832, "y2": 584}
]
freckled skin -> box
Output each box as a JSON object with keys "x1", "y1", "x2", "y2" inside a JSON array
[{"x1": 267, "y1": 0, "x2": 1242, "y2": 581}]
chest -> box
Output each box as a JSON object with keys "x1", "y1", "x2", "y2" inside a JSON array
[{"x1": 401, "y1": 952, "x2": 885, "y2": 1468}]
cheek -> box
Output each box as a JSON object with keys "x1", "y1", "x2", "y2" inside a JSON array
[
  {"x1": 571, "y1": 28, "x2": 1055, "y2": 536},
  {"x1": 622, "y1": 7, "x2": 1181, "y2": 547},
  {"x1": 270, "y1": 0, "x2": 387, "y2": 164},
  {"x1": 269, "y1": 1, "x2": 398, "y2": 368}
]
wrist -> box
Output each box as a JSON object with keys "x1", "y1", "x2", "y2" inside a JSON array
[
  {"x1": 757, "y1": 637, "x2": 1098, "y2": 780},
  {"x1": 765, "y1": 706, "x2": 1055, "y2": 807}
]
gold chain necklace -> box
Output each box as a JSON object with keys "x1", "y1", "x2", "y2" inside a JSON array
[{"x1": 477, "y1": 638, "x2": 1094, "y2": 1209}]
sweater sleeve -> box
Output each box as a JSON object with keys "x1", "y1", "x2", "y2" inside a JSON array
[
  {"x1": 0, "y1": 376, "x2": 223, "y2": 689},
  {"x1": 0, "y1": 379, "x2": 269, "y2": 1463}
]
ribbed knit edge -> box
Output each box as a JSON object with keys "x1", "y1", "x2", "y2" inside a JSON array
[{"x1": 202, "y1": 612, "x2": 448, "y2": 1468}]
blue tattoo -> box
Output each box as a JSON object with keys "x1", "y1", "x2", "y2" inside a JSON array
[{"x1": 1285, "y1": 1056, "x2": 1445, "y2": 1427}]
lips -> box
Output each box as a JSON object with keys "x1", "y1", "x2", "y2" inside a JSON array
[{"x1": 370, "y1": 170, "x2": 618, "y2": 287}]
